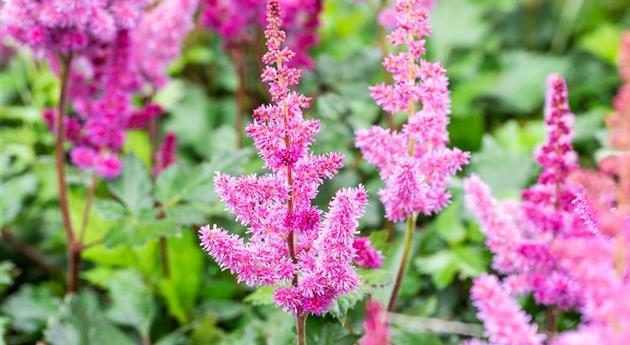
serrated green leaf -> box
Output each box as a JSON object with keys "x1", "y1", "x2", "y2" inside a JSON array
[
  {"x1": 165, "y1": 204, "x2": 206, "y2": 225},
  {"x1": 106, "y1": 270, "x2": 155, "y2": 337},
  {"x1": 107, "y1": 154, "x2": 152, "y2": 216},
  {"x1": 104, "y1": 219, "x2": 179, "y2": 247},
  {"x1": 45, "y1": 291, "x2": 135, "y2": 345},
  {"x1": 93, "y1": 199, "x2": 127, "y2": 221},
  {"x1": 326, "y1": 291, "x2": 365, "y2": 322},
  {"x1": 1, "y1": 285, "x2": 61, "y2": 333}
]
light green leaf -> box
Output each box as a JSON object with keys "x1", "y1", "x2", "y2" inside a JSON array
[
  {"x1": 106, "y1": 270, "x2": 155, "y2": 337},
  {"x1": 93, "y1": 199, "x2": 127, "y2": 221},
  {"x1": 490, "y1": 51, "x2": 569, "y2": 112},
  {"x1": 158, "y1": 231, "x2": 203, "y2": 323},
  {"x1": 431, "y1": 0, "x2": 488, "y2": 60},
  {"x1": 243, "y1": 286, "x2": 275, "y2": 306},
  {"x1": 2, "y1": 285, "x2": 60, "y2": 333},
  {"x1": 45, "y1": 291, "x2": 135, "y2": 345},
  {"x1": 579, "y1": 24, "x2": 623, "y2": 64},
  {"x1": 0, "y1": 261, "x2": 17, "y2": 294},
  {"x1": 434, "y1": 201, "x2": 467, "y2": 245},
  {"x1": 107, "y1": 154, "x2": 152, "y2": 216},
  {"x1": 104, "y1": 219, "x2": 179, "y2": 247}
]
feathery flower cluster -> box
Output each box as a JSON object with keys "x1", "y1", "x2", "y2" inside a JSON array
[
  {"x1": 378, "y1": 0, "x2": 435, "y2": 30},
  {"x1": 201, "y1": 0, "x2": 322, "y2": 67},
  {"x1": 5, "y1": 0, "x2": 197, "y2": 178},
  {"x1": 2, "y1": 0, "x2": 148, "y2": 53},
  {"x1": 353, "y1": 237, "x2": 384, "y2": 269},
  {"x1": 199, "y1": 0, "x2": 378, "y2": 316},
  {"x1": 132, "y1": 0, "x2": 200, "y2": 88},
  {"x1": 153, "y1": 132, "x2": 178, "y2": 176},
  {"x1": 549, "y1": 34, "x2": 630, "y2": 345},
  {"x1": 470, "y1": 274, "x2": 544, "y2": 345},
  {"x1": 463, "y1": 74, "x2": 630, "y2": 345},
  {"x1": 464, "y1": 75, "x2": 584, "y2": 310},
  {"x1": 355, "y1": 0, "x2": 469, "y2": 222},
  {"x1": 360, "y1": 299, "x2": 391, "y2": 345}
]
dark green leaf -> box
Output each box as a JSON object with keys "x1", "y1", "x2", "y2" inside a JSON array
[
  {"x1": 45, "y1": 291, "x2": 135, "y2": 345},
  {"x1": 106, "y1": 270, "x2": 155, "y2": 337}
]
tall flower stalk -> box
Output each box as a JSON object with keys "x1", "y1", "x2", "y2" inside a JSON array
[
  {"x1": 198, "y1": 1, "x2": 373, "y2": 344},
  {"x1": 355, "y1": 0, "x2": 469, "y2": 311},
  {"x1": 462, "y1": 73, "x2": 630, "y2": 345}
]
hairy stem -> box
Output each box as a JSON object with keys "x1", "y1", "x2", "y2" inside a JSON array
[
  {"x1": 296, "y1": 313, "x2": 307, "y2": 345},
  {"x1": 387, "y1": 213, "x2": 416, "y2": 311},
  {"x1": 54, "y1": 53, "x2": 80, "y2": 293}
]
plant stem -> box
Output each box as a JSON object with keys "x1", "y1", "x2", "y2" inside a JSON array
[
  {"x1": 1, "y1": 228, "x2": 62, "y2": 275},
  {"x1": 148, "y1": 112, "x2": 171, "y2": 279},
  {"x1": 159, "y1": 236, "x2": 171, "y2": 278},
  {"x1": 545, "y1": 307, "x2": 559, "y2": 336},
  {"x1": 296, "y1": 313, "x2": 307, "y2": 345},
  {"x1": 78, "y1": 173, "x2": 97, "y2": 244},
  {"x1": 54, "y1": 53, "x2": 81, "y2": 293},
  {"x1": 387, "y1": 213, "x2": 416, "y2": 311}
]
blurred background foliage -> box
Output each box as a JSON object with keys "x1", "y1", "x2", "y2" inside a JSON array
[{"x1": 1, "y1": 0, "x2": 628, "y2": 344}]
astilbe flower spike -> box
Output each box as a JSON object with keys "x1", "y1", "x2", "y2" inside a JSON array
[
  {"x1": 5, "y1": 0, "x2": 198, "y2": 179},
  {"x1": 463, "y1": 73, "x2": 630, "y2": 345},
  {"x1": 199, "y1": 0, "x2": 379, "y2": 327},
  {"x1": 355, "y1": 0, "x2": 469, "y2": 311},
  {"x1": 471, "y1": 275, "x2": 545, "y2": 345},
  {"x1": 360, "y1": 298, "x2": 391, "y2": 345}
]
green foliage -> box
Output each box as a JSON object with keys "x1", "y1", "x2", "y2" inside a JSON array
[
  {"x1": 1, "y1": 285, "x2": 61, "y2": 334},
  {"x1": 45, "y1": 291, "x2": 136, "y2": 345},
  {"x1": 105, "y1": 270, "x2": 155, "y2": 337}
]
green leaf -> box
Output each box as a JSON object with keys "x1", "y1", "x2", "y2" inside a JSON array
[
  {"x1": 243, "y1": 286, "x2": 275, "y2": 306},
  {"x1": 106, "y1": 270, "x2": 155, "y2": 337},
  {"x1": 158, "y1": 231, "x2": 203, "y2": 324},
  {"x1": 1, "y1": 315, "x2": 8, "y2": 344},
  {"x1": 165, "y1": 204, "x2": 206, "y2": 225},
  {"x1": 1, "y1": 285, "x2": 61, "y2": 333},
  {"x1": 45, "y1": 291, "x2": 135, "y2": 345},
  {"x1": 430, "y1": 0, "x2": 488, "y2": 60},
  {"x1": 579, "y1": 24, "x2": 623, "y2": 64},
  {"x1": 1, "y1": 173, "x2": 37, "y2": 226},
  {"x1": 434, "y1": 201, "x2": 467, "y2": 245},
  {"x1": 107, "y1": 154, "x2": 152, "y2": 216},
  {"x1": 104, "y1": 219, "x2": 179, "y2": 247},
  {"x1": 490, "y1": 51, "x2": 569, "y2": 112},
  {"x1": 415, "y1": 252, "x2": 459, "y2": 289},
  {"x1": 0, "y1": 261, "x2": 17, "y2": 294},
  {"x1": 93, "y1": 199, "x2": 127, "y2": 221},
  {"x1": 471, "y1": 136, "x2": 535, "y2": 195},
  {"x1": 326, "y1": 291, "x2": 365, "y2": 322},
  {"x1": 451, "y1": 246, "x2": 489, "y2": 278}
]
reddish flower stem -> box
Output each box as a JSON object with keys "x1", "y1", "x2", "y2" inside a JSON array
[{"x1": 55, "y1": 53, "x2": 81, "y2": 293}]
